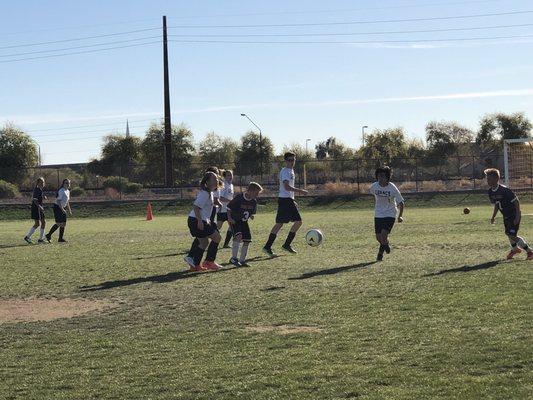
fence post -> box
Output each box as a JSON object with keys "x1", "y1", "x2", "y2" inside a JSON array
[
  {"x1": 472, "y1": 156, "x2": 476, "y2": 190},
  {"x1": 415, "y1": 158, "x2": 419, "y2": 193},
  {"x1": 356, "y1": 160, "x2": 360, "y2": 194}
]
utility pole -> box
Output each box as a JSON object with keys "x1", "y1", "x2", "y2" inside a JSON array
[{"x1": 163, "y1": 15, "x2": 173, "y2": 187}]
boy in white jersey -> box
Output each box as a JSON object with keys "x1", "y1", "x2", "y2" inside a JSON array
[
  {"x1": 263, "y1": 152, "x2": 308, "y2": 256},
  {"x1": 46, "y1": 178, "x2": 72, "y2": 243},
  {"x1": 217, "y1": 170, "x2": 234, "y2": 248},
  {"x1": 369, "y1": 166, "x2": 404, "y2": 261}
]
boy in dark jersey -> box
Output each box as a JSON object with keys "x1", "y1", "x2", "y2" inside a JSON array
[
  {"x1": 24, "y1": 177, "x2": 47, "y2": 244},
  {"x1": 227, "y1": 182, "x2": 263, "y2": 267},
  {"x1": 485, "y1": 168, "x2": 533, "y2": 260}
]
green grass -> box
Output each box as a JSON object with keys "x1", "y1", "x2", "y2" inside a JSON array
[{"x1": 0, "y1": 202, "x2": 532, "y2": 399}]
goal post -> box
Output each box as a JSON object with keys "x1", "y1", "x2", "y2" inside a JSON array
[{"x1": 503, "y1": 138, "x2": 533, "y2": 188}]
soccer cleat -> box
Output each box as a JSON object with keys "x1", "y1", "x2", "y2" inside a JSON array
[
  {"x1": 24, "y1": 236, "x2": 32, "y2": 244},
  {"x1": 45, "y1": 234, "x2": 52, "y2": 243},
  {"x1": 184, "y1": 256, "x2": 195, "y2": 270},
  {"x1": 262, "y1": 247, "x2": 276, "y2": 257},
  {"x1": 527, "y1": 251, "x2": 533, "y2": 260},
  {"x1": 282, "y1": 244, "x2": 297, "y2": 254},
  {"x1": 239, "y1": 261, "x2": 252, "y2": 267},
  {"x1": 37, "y1": 239, "x2": 46, "y2": 244},
  {"x1": 189, "y1": 265, "x2": 206, "y2": 272},
  {"x1": 377, "y1": 252, "x2": 384, "y2": 261},
  {"x1": 58, "y1": 238, "x2": 68, "y2": 243},
  {"x1": 384, "y1": 244, "x2": 391, "y2": 254},
  {"x1": 229, "y1": 258, "x2": 242, "y2": 267},
  {"x1": 202, "y1": 261, "x2": 221, "y2": 271},
  {"x1": 506, "y1": 248, "x2": 521, "y2": 260}
]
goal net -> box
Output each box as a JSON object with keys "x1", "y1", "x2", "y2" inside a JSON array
[{"x1": 504, "y1": 138, "x2": 533, "y2": 189}]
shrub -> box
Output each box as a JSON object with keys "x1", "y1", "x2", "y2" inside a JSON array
[
  {"x1": 124, "y1": 182, "x2": 142, "y2": 194},
  {"x1": 0, "y1": 179, "x2": 20, "y2": 199},
  {"x1": 323, "y1": 181, "x2": 358, "y2": 196},
  {"x1": 70, "y1": 187, "x2": 86, "y2": 197},
  {"x1": 102, "y1": 176, "x2": 127, "y2": 192}
]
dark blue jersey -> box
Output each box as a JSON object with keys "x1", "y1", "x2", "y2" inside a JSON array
[
  {"x1": 32, "y1": 186, "x2": 43, "y2": 206},
  {"x1": 488, "y1": 185, "x2": 518, "y2": 219},
  {"x1": 228, "y1": 193, "x2": 257, "y2": 222}
]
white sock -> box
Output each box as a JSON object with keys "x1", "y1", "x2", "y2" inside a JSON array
[
  {"x1": 26, "y1": 227, "x2": 36, "y2": 238},
  {"x1": 232, "y1": 241, "x2": 240, "y2": 259},
  {"x1": 39, "y1": 228, "x2": 45, "y2": 240},
  {"x1": 517, "y1": 237, "x2": 530, "y2": 251},
  {"x1": 240, "y1": 243, "x2": 250, "y2": 263}
]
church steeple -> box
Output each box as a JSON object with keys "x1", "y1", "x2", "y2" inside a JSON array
[{"x1": 125, "y1": 119, "x2": 130, "y2": 137}]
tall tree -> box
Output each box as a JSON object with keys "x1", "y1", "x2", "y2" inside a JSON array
[
  {"x1": 235, "y1": 131, "x2": 274, "y2": 175},
  {"x1": 0, "y1": 123, "x2": 38, "y2": 184},
  {"x1": 315, "y1": 137, "x2": 353, "y2": 159},
  {"x1": 100, "y1": 134, "x2": 142, "y2": 177},
  {"x1": 476, "y1": 112, "x2": 532, "y2": 154},
  {"x1": 358, "y1": 128, "x2": 408, "y2": 165},
  {"x1": 198, "y1": 132, "x2": 238, "y2": 169}
]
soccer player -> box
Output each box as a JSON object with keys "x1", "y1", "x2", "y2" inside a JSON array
[
  {"x1": 369, "y1": 166, "x2": 404, "y2": 261},
  {"x1": 24, "y1": 177, "x2": 47, "y2": 244},
  {"x1": 46, "y1": 179, "x2": 72, "y2": 243},
  {"x1": 485, "y1": 168, "x2": 533, "y2": 260},
  {"x1": 263, "y1": 152, "x2": 308, "y2": 256},
  {"x1": 185, "y1": 171, "x2": 222, "y2": 272},
  {"x1": 227, "y1": 182, "x2": 263, "y2": 267},
  {"x1": 217, "y1": 170, "x2": 234, "y2": 248}
]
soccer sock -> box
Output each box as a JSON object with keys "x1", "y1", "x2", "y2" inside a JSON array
[
  {"x1": 205, "y1": 241, "x2": 220, "y2": 262},
  {"x1": 39, "y1": 228, "x2": 45, "y2": 240},
  {"x1": 224, "y1": 228, "x2": 233, "y2": 246},
  {"x1": 59, "y1": 227, "x2": 65, "y2": 240},
  {"x1": 264, "y1": 233, "x2": 277, "y2": 249},
  {"x1": 188, "y1": 238, "x2": 199, "y2": 257},
  {"x1": 284, "y1": 231, "x2": 296, "y2": 247},
  {"x1": 48, "y1": 224, "x2": 59, "y2": 237},
  {"x1": 26, "y1": 227, "x2": 36, "y2": 238},
  {"x1": 240, "y1": 243, "x2": 250, "y2": 263},
  {"x1": 517, "y1": 237, "x2": 530, "y2": 251},
  {"x1": 232, "y1": 241, "x2": 240, "y2": 259},
  {"x1": 193, "y1": 246, "x2": 205, "y2": 266}
]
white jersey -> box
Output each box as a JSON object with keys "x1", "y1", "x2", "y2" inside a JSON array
[
  {"x1": 56, "y1": 188, "x2": 70, "y2": 208},
  {"x1": 219, "y1": 181, "x2": 234, "y2": 213},
  {"x1": 279, "y1": 167, "x2": 296, "y2": 199},
  {"x1": 188, "y1": 189, "x2": 214, "y2": 222},
  {"x1": 369, "y1": 182, "x2": 404, "y2": 218}
]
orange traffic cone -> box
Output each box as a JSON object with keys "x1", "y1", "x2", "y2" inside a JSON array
[{"x1": 146, "y1": 202, "x2": 154, "y2": 221}]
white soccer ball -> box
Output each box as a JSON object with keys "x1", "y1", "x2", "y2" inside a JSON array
[{"x1": 305, "y1": 229, "x2": 323, "y2": 247}]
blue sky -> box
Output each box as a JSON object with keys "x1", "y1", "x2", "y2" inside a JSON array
[{"x1": 2, "y1": 0, "x2": 533, "y2": 164}]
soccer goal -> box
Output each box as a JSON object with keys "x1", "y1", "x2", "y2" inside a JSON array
[{"x1": 503, "y1": 138, "x2": 533, "y2": 188}]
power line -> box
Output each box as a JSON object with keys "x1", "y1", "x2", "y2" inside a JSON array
[
  {"x1": 168, "y1": 33, "x2": 533, "y2": 45},
  {"x1": 26, "y1": 118, "x2": 161, "y2": 132},
  {"x1": 29, "y1": 123, "x2": 156, "y2": 138},
  {"x1": 167, "y1": 23, "x2": 533, "y2": 38},
  {"x1": 167, "y1": 10, "x2": 533, "y2": 29},
  {"x1": 37, "y1": 134, "x2": 127, "y2": 144},
  {"x1": 0, "y1": 36, "x2": 162, "y2": 58},
  {"x1": 0, "y1": 40, "x2": 161, "y2": 64},
  {"x1": 0, "y1": 27, "x2": 161, "y2": 50}
]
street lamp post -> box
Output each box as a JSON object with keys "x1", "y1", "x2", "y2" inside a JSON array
[
  {"x1": 362, "y1": 125, "x2": 369, "y2": 147},
  {"x1": 240, "y1": 113, "x2": 263, "y2": 179}
]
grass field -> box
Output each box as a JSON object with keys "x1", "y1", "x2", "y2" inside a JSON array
[{"x1": 1, "y1": 201, "x2": 532, "y2": 399}]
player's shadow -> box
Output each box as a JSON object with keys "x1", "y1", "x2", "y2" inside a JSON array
[
  {"x1": 0, "y1": 244, "x2": 31, "y2": 249},
  {"x1": 133, "y1": 251, "x2": 188, "y2": 260},
  {"x1": 288, "y1": 261, "x2": 376, "y2": 280},
  {"x1": 79, "y1": 270, "x2": 200, "y2": 291},
  {"x1": 424, "y1": 260, "x2": 502, "y2": 276}
]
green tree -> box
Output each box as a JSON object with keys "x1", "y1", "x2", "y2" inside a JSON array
[
  {"x1": 198, "y1": 132, "x2": 238, "y2": 169},
  {"x1": 315, "y1": 137, "x2": 353, "y2": 160},
  {"x1": 0, "y1": 123, "x2": 38, "y2": 184},
  {"x1": 358, "y1": 128, "x2": 408, "y2": 164},
  {"x1": 476, "y1": 112, "x2": 532, "y2": 155},
  {"x1": 98, "y1": 135, "x2": 142, "y2": 178},
  {"x1": 140, "y1": 122, "x2": 196, "y2": 185},
  {"x1": 235, "y1": 131, "x2": 274, "y2": 175}
]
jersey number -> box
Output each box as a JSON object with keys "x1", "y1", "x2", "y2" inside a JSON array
[{"x1": 242, "y1": 211, "x2": 250, "y2": 222}]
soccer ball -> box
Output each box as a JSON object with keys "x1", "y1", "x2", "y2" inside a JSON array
[
  {"x1": 463, "y1": 207, "x2": 471, "y2": 215},
  {"x1": 305, "y1": 229, "x2": 323, "y2": 247}
]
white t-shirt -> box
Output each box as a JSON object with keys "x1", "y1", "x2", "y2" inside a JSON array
[
  {"x1": 56, "y1": 188, "x2": 70, "y2": 208},
  {"x1": 279, "y1": 167, "x2": 295, "y2": 199},
  {"x1": 188, "y1": 189, "x2": 214, "y2": 222},
  {"x1": 219, "y1": 181, "x2": 234, "y2": 213},
  {"x1": 369, "y1": 182, "x2": 404, "y2": 218}
]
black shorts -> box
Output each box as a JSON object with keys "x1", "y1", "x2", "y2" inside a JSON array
[
  {"x1": 276, "y1": 197, "x2": 302, "y2": 224},
  {"x1": 232, "y1": 221, "x2": 252, "y2": 242},
  {"x1": 30, "y1": 205, "x2": 45, "y2": 221},
  {"x1": 374, "y1": 217, "x2": 396, "y2": 234},
  {"x1": 187, "y1": 216, "x2": 216, "y2": 238},
  {"x1": 504, "y1": 216, "x2": 520, "y2": 236},
  {"x1": 53, "y1": 204, "x2": 67, "y2": 224},
  {"x1": 217, "y1": 212, "x2": 228, "y2": 222}
]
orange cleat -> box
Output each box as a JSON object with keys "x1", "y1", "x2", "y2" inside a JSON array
[
  {"x1": 202, "y1": 261, "x2": 221, "y2": 271},
  {"x1": 189, "y1": 265, "x2": 206, "y2": 272},
  {"x1": 506, "y1": 248, "x2": 522, "y2": 260},
  {"x1": 526, "y1": 251, "x2": 533, "y2": 260}
]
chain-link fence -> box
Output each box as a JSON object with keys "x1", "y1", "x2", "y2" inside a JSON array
[{"x1": 0, "y1": 153, "x2": 523, "y2": 203}]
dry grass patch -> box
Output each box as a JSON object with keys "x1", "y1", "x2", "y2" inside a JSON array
[{"x1": 245, "y1": 325, "x2": 324, "y2": 335}]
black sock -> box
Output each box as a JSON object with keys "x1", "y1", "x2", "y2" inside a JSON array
[
  {"x1": 224, "y1": 229, "x2": 232, "y2": 246},
  {"x1": 265, "y1": 233, "x2": 277, "y2": 249},
  {"x1": 284, "y1": 231, "x2": 296, "y2": 247},
  {"x1": 47, "y1": 224, "x2": 59, "y2": 237},
  {"x1": 188, "y1": 238, "x2": 199, "y2": 257},
  {"x1": 193, "y1": 246, "x2": 205, "y2": 266},
  {"x1": 206, "y1": 241, "x2": 220, "y2": 262},
  {"x1": 379, "y1": 244, "x2": 385, "y2": 253},
  {"x1": 59, "y1": 227, "x2": 65, "y2": 240}
]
